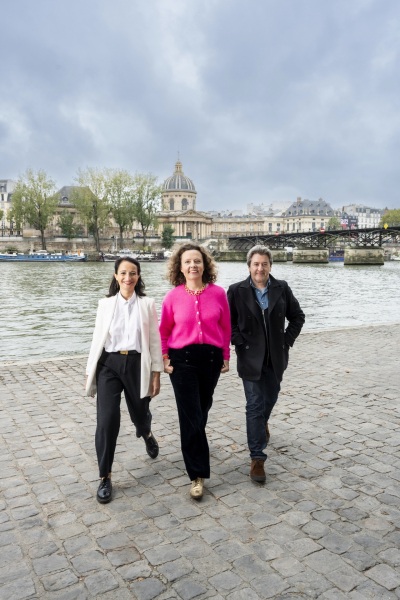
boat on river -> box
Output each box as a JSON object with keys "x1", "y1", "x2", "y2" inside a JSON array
[
  {"x1": 98, "y1": 250, "x2": 167, "y2": 262},
  {"x1": 0, "y1": 250, "x2": 87, "y2": 262}
]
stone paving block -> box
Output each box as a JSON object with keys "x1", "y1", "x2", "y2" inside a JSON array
[
  {"x1": 84, "y1": 570, "x2": 119, "y2": 596},
  {"x1": 199, "y1": 527, "x2": 230, "y2": 545},
  {"x1": 232, "y1": 554, "x2": 274, "y2": 581},
  {"x1": 319, "y1": 532, "x2": 353, "y2": 554},
  {"x1": 304, "y1": 549, "x2": 348, "y2": 574},
  {"x1": 227, "y1": 588, "x2": 262, "y2": 600},
  {"x1": 192, "y1": 550, "x2": 231, "y2": 578},
  {"x1": 271, "y1": 555, "x2": 305, "y2": 577},
  {"x1": 107, "y1": 546, "x2": 141, "y2": 567},
  {"x1": 342, "y1": 549, "x2": 377, "y2": 571},
  {"x1": 0, "y1": 576, "x2": 37, "y2": 600},
  {"x1": 251, "y1": 573, "x2": 289, "y2": 598},
  {"x1": 0, "y1": 529, "x2": 17, "y2": 547},
  {"x1": 70, "y1": 550, "x2": 109, "y2": 575},
  {"x1": 157, "y1": 557, "x2": 193, "y2": 582},
  {"x1": 117, "y1": 559, "x2": 152, "y2": 581},
  {"x1": 144, "y1": 543, "x2": 181, "y2": 565},
  {"x1": 365, "y1": 563, "x2": 400, "y2": 590},
  {"x1": 96, "y1": 531, "x2": 132, "y2": 551},
  {"x1": 173, "y1": 577, "x2": 209, "y2": 600},
  {"x1": 41, "y1": 569, "x2": 79, "y2": 591},
  {"x1": 325, "y1": 563, "x2": 365, "y2": 592},
  {"x1": 378, "y1": 547, "x2": 400, "y2": 567},
  {"x1": 208, "y1": 570, "x2": 243, "y2": 592},
  {"x1": 214, "y1": 540, "x2": 249, "y2": 561},
  {"x1": 29, "y1": 540, "x2": 60, "y2": 559},
  {"x1": 352, "y1": 580, "x2": 399, "y2": 599},
  {"x1": 284, "y1": 537, "x2": 322, "y2": 559},
  {"x1": 32, "y1": 553, "x2": 70, "y2": 576}
]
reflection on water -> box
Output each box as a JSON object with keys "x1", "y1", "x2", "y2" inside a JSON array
[{"x1": 1, "y1": 261, "x2": 400, "y2": 361}]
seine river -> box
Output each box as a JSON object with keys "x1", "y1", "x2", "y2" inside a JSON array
[{"x1": 1, "y1": 260, "x2": 400, "y2": 362}]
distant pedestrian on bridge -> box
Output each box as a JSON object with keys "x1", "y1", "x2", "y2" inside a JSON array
[{"x1": 227, "y1": 245, "x2": 305, "y2": 483}]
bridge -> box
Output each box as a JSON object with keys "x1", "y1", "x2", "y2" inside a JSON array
[{"x1": 228, "y1": 226, "x2": 400, "y2": 250}]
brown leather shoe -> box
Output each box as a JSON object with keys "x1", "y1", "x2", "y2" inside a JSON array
[
  {"x1": 266, "y1": 423, "x2": 270, "y2": 444},
  {"x1": 250, "y1": 459, "x2": 266, "y2": 483}
]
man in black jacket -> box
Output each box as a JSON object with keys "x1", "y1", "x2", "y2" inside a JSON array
[{"x1": 227, "y1": 245, "x2": 305, "y2": 483}]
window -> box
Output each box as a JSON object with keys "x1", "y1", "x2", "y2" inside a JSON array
[
  {"x1": 182, "y1": 198, "x2": 188, "y2": 210},
  {"x1": 169, "y1": 199, "x2": 174, "y2": 210}
]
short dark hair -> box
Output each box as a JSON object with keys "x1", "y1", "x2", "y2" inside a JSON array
[
  {"x1": 246, "y1": 245, "x2": 273, "y2": 267},
  {"x1": 167, "y1": 242, "x2": 218, "y2": 287},
  {"x1": 107, "y1": 256, "x2": 146, "y2": 297}
]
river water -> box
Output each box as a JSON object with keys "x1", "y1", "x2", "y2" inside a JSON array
[{"x1": 1, "y1": 260, "x2": 399, "y2": 362}]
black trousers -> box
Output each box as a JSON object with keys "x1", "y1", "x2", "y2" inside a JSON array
[
  {"x1": 95, "y1": 350, "x2": 151, "y2": 478},
  {"x1": 169, "y1": 344, "x2": 223, "y2": 481}
]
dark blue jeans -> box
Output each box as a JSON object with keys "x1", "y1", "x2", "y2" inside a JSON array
[
  {"x1": 242, "y1": 363, "x2": 281, "y2": 461},
  {"x1": 169, "y1": 344, "x2": 223, "y2": 481}
]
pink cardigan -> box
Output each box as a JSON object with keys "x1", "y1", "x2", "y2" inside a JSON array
[{"x1": 159, "y1": 284, "x2": 231, "y2": 360}]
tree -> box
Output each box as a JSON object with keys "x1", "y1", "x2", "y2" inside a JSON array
[
  {"x1": 161, "y1": 224, "x2": 175, "y2": 249},
  {"x1": 10, "y1": 169, "x2": 58, "y2": 249},
  {"x1": 72, "y1": 168, "x2": 110, "y2": 252},
  {"x1": 327, "y1": 216, "x2": 341, "y2": 230},
  {"x1": 132, "y1": 173, "x2": 162, "y2": 247},
  {"x1": 106, "y1": 169, "x2": 136, "y2": 247},
  {"x1": 380, "y1": 209, "x2": 400, "y2": 227},
  {"x1": 57, "y1": 210, "x2": 81, "y2": 239}
]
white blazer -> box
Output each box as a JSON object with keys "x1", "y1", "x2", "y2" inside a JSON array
[{"x1": 85, "y1": 294, "x2": 163, "y2": 398}]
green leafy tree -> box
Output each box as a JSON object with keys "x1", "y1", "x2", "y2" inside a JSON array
[
  {"x1": 106, "y1": 169, "x2": 136, "y2": 247},
  {"x1": 0, "y1": 209, "x2": 3, "y2": 221},
  {"x1": 57, "y1": 210, "x2": 80, "y2": 239},
  {"x1": 10, "y1": 169, "x2": 58, "y2": 249},
  {"x1": 380, "y1": 209, "x2": 400, "y2": 227},
  {"x1": 161, "y1": 224, "x2": 175, "y2": 249},
  {"x1": 72, "y1": 168, "x2": 110, "y2": 252},
  {"x1": 327, "y1": 216, "x2": 341, "y2": 230},
  {"x1": 132, "y1": 173, "x2": 162, "y2": 247}
]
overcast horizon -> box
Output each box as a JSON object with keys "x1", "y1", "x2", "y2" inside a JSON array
[{"x1": 1, "y1": 0, "x2": 399, "y2": 212}]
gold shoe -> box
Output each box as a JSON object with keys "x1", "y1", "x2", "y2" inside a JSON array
[{"x1": 190, "y1": 478, "x2": 204, "y2": 499}]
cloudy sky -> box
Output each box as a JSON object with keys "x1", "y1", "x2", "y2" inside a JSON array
[{"x1": 1, "y1": 0, "x2": 399, "y2": 211}]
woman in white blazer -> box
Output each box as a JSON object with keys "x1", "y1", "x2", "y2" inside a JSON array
[{"x1": 86, "y1": 256, "x2": 163, "y2": 504}]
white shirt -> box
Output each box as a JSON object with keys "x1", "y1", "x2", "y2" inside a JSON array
[{"x1": 104, "y1": 292, "x2": 142, "y2": 352}]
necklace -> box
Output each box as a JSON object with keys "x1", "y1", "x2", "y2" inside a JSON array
[{"x1": 184, "y1": 283, "x2": 206, "y2": 296}]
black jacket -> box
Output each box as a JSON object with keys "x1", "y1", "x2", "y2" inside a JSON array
[{"x1": 227, "y1": 274, "x2": 305, "y2": 382}]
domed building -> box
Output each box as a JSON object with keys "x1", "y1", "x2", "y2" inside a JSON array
[
  {"x1": 162, "y1": 160, "x2": 197, "y2": 211},
  {"x1": 157, "y1": 160, "x2": 213, "y2": 241}
]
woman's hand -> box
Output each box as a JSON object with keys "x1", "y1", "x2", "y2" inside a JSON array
[
  {"x1": 85, "y1": 375, "x2": 95, "y2": 398},
  {"x1": 150, "y1": 372, "x2": 161, "y2": 398},
  {"x1": 163, "y1": 358, "x2": 173, "y2": 374},
  {"x1": 221, "y1": 360, "x2": 229, "y2": 373}
]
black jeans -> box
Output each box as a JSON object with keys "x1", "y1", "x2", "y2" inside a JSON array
[
  {"x1": 169, "y1": 344, "x2": 223, "y2": 481},
  {"x1": 95, "y1": 350, "x2": 151, "y2": 478}
]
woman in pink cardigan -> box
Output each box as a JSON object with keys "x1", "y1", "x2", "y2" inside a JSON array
[{"x1": 160, "y1": 243, "x2": 231, "y2": 500}]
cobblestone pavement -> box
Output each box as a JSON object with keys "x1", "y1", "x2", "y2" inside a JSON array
[{"x1": 1, "y1": 324, "x2": 400, "y2": 600}]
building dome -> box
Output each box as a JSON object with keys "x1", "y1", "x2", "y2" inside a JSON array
[{"x1": 162, "y1": 160, "x2": 196, "y2": 192}]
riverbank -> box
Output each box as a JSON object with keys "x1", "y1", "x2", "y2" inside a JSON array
[{"x1": 1, "y1": 325, "x2": 400, "y2": 598}]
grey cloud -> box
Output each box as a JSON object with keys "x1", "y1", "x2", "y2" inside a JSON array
[{"x1": 1, "y1": 0, "x2": 399, "y2": 210}]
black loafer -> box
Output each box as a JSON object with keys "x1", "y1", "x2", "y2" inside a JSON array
[
  {"x1": 145, "y1": 433, "x2": 159, "y2": 459},
  {"x1": 97, "y1": 477, "x2": 112, "y2": 503}
]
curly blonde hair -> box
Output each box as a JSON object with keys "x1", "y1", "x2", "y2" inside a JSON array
[{"x1": 167, "y1": 243, "x2": 218, "y2": 287}]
